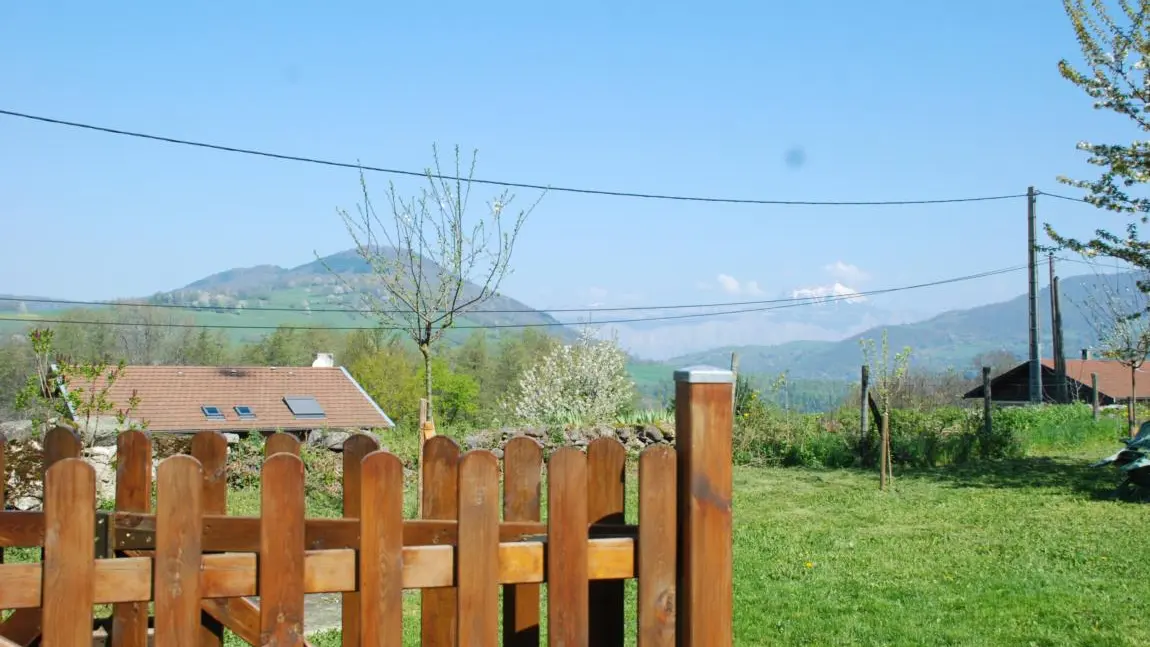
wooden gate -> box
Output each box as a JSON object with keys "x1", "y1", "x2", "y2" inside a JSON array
[{"x1": 0, "y1": 366, "x2": 733, "y2": 646}]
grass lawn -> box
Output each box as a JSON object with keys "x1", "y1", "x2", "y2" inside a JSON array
[
  {"x1": 223, "y1": 436, "x2": 1147, "y2": 646},
  {"x1": 5, "y1": 436, "x2": 1145, "y2": 645}
]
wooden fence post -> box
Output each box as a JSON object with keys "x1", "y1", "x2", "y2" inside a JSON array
[
  {"x1": 673, "y1": 365, "x2": 733, "y2": 647},
  {"x1": 859, "y1": 365, "x2": 870, "y2": 458},
  {"x1": 982, "y1": 367, "x2": 993, "y2": 454},
  {"x1": 1092, "y1": 373, "x2": 1100, "y2": 421}
]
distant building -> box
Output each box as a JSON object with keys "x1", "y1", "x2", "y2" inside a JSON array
[
  {"x1": 962, "y1": 357, "x2": 1150, "y2": 406},
  {"x1": 58, "y1": 353, "x2": 394, "y2": 434}
]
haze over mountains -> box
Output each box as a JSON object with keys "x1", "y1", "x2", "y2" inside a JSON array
[{"x1": 1, "y1": 249, "x2": 1138, "y2": 381}]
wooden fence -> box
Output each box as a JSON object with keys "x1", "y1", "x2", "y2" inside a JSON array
[{"x1": 0, "y1": 367, "x2": 733, "y2": 646}]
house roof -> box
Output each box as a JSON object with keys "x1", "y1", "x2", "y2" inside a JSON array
[
  {"x1": 60, "y1": 365, "x2": 394, "y2": 433},
  {"x1": 1050, "y1": 358, "x2": 1150, "y2": 400},
  {"x1": 963, "y1": 357, "x2": 1150, "y2": 401}
]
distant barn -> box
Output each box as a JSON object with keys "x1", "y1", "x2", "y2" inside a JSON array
[{"x1": 963, "y1": 357, "x2": 1150, "y2": 406}]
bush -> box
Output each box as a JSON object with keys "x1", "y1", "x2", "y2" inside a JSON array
[{"x1": 731, "y1": 402, "x2": 1118, "y2": 470}]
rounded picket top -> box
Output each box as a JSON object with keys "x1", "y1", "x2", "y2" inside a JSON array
[
  {"x1": 458, "y1": 449, "x2": 500, "y2": 511},
  {"x1": 45, "y1": 457, "x2": 96, "y2": 500},
  {"x1": 265, "y1": 432, "x2": 300, "y2": 457},
  {"x1": 503, "y1": 435, "x2": 543, "y2": 465},
  {"x1": 261, "y1": 451, "x2": 306, "y2": 495},
  {"x1": 43, "y1": 425, "x2": 82, "y2": 463},
  {"x1": 361, "y1": 449, "x2": 405, "y2": 485},
  {"x1": 459, "y1": 448, "x2": 500, "y2": 470},
  {"x1": 588, "y1": 435, "x2": 626, "y2": 459},
  {"x1": 156, "y1": 454, "x2": 205, "y2": 501},
  {"x1": 157, "y1": 453, "x2": 205, "y2": 476},
  {"x1": 191, "y1": 430, "x2": 228, "y2": 455},
  {"x1": 343, "y1": 432, "x2": 381, "y2": 457},
  {"x1": 548, "y1": 445, "x2": 588, "y2": 470},
  {"x1": 638, "y1": 442, "x2": 676, "y2": 464},
  {"x1": 423, "y1": 434, "x2": 462, "y2": 463}
]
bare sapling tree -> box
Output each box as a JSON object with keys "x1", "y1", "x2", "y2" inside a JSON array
[
  {"x1": 1073, "y1": 257, "x2": 1150, "y2": 435},
  {"x1": 860, "y1": 330, "x2": 911, "y2": 490},
  {"x1": 328, "y1": 145, "x2": 542, "y2": 423}
]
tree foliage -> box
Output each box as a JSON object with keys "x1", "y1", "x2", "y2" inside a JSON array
[
  {"x1": 506, "y1": 327, "x2": 635, "y2": 426},
  {"x1": 1048, "y1": 0, "x2": 1150, "y2": 270}
]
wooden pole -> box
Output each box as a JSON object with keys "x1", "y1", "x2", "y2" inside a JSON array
[
  {"x1": 860, "y1": 365, "x2": 870, "y2": 461},
  {"x1": 1049, "y1": 265, "x2": 1067, "y2": 403},
  {"x1": 880, "y1": 412, "x2": 890, "y2": 490},
  {"x1": 982, "y1": 366, "x2": 992, "y2": 456},
  {"x1": 418, "y1": 397, "x2": 432, "y2": 517},
  {"x1": 674, "y1": 365, "x2": 734, "y2": 647},
  {"x1": 730, "y1": 352, "x2": 739, "y2": 412},
  {"x1": 1092, "y1": 372, "x2": 1100, "y2": 421}
]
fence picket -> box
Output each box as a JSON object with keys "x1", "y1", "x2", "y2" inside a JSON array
[
  {"x1": 359, "y1": 450, "x2": 404, "y2": 646},
  {"x1": 421, "y1": 436, "x2": 461, "y2": 646},
  {"x1": 154, "y1": 455, "x2": 204, "y2": 647},
  {"x1": 191, "y1": 431, "x2": 229, "y2": 647},
  {"x1": 0, "y1": 425, "x2": 83, "y2": 646},
  {"x1": 112, "y1": 430, "x2": 152, "y2": 647},
  {"x1": 457, "y1": 451, "x2": 500, "y2": 646},
  {"x1": 547, "y1": 447, "x2": 590, "y2": 647},
  {"x1": 587, "y1": 437, "x2": 627, "y2": 645},
  {"x1": 265, "y1": 432, "x2": 301, "y2": 457},
  {"x1": 341, "y1": 433, "x2": 380, "y2": 647},
  {"x1": 42, "y1": 458, "x2": 95, "y2": 647},
  {"x1": 502, "y1": 436, "x2": 543, "y2": 647},
  {"x1": 637, "y1": 446, "x2": 676, "y2": 647},
  {"x1": 260, "y1": 453, "x2": 307, "y2": 646}
]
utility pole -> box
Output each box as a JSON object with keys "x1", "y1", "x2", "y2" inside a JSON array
[
  {"x1": 1028, "y1": 186, "x2": 1043, "y2": 404},
  {"x1": 1049, "y1": 254, "x2": 1067, "y2": 403}
]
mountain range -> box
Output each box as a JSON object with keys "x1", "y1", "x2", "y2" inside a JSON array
[
  {"x1": 664, "y1": 268, "x2": 1137, "y2": 380},
  {"x1": 1, "y1": 249, "x2": 1141, "y2": 383}
]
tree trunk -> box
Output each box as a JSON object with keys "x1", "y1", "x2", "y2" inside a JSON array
[
  {"x1": 880, "y1": 406, "x2": 890, "y2": 491},
  {"x1": 420, "y1": 343, "x2": 434, "y2": 422},
  {"x1": 1131, "y1": 364, "x2": 1138, "y2": 438}
]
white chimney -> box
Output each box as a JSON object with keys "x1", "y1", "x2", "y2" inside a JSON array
[{"x1": 312, "y1": 352, "x2": 335, "y2": 368}]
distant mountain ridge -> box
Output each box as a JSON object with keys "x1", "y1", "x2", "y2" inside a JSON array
[
  {"x1": 665, "y1": 269, "x2": 1137, "y2": 380},
  {"x1": 152, "y1": 248, "x2": 574, "y2": 335}
]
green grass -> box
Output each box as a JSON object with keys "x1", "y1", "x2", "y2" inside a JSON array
[
  {"x1": 233, "y1": 432, "x2": 1146, "y2": 646},
  {"x1": 6, "y1": 424, "x2": 1148, "y2": 645}
]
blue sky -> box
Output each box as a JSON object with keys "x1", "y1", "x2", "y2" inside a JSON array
[{"x1": 0, "y1": 1, "x2": 1136, "y2": 318}]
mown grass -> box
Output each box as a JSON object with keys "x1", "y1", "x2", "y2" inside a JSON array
[
  {"x1": 7, "y1": 407, "x2": 1148, "y2": 645},
  {"x1": 225, "y1": 425, "x2": 1147, "y2": 646}
]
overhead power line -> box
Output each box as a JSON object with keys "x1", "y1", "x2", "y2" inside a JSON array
[
  {"x1": 0, "y1": 264, "x2": 1028, "y2": 331},
  {"x1": 0, "y1": 262, "x2": 1033, "y2": 315},
  {"x1": 0, "y1": 108, "x2": 1031, "y2": 206}
]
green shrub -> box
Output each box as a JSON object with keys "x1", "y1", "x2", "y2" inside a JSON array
[{"x1": 731, "y1": 402, "x2": 1119, "y2": 470}]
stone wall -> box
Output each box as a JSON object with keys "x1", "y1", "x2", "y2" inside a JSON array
[{"x1": 459, "y1": 423, "x2": 675, "y2": 458}]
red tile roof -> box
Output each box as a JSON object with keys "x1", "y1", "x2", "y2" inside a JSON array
[
  {"x1": 1044, "y1": 358, "x2": 1150, "y2": 400},
  {"x1": 60, "y1": 365, "x2": 393, "y2": 433}
]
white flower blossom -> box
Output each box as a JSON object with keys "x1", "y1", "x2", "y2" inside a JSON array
[{"x1": 506, "y1": 327, "x2": 635, "y2": 425}]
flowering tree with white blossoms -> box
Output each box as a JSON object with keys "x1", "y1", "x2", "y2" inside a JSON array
[{"x1": 507, "y1": 327, "x2": 636, "y2": 425}]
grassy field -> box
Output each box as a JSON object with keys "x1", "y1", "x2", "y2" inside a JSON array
[
  {"x1": 5, "y1": 427, "x2": 1145, "y2": 645},
  {"x1": 219, "y1": 431, "x2": 1144, "y2": 646}
]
